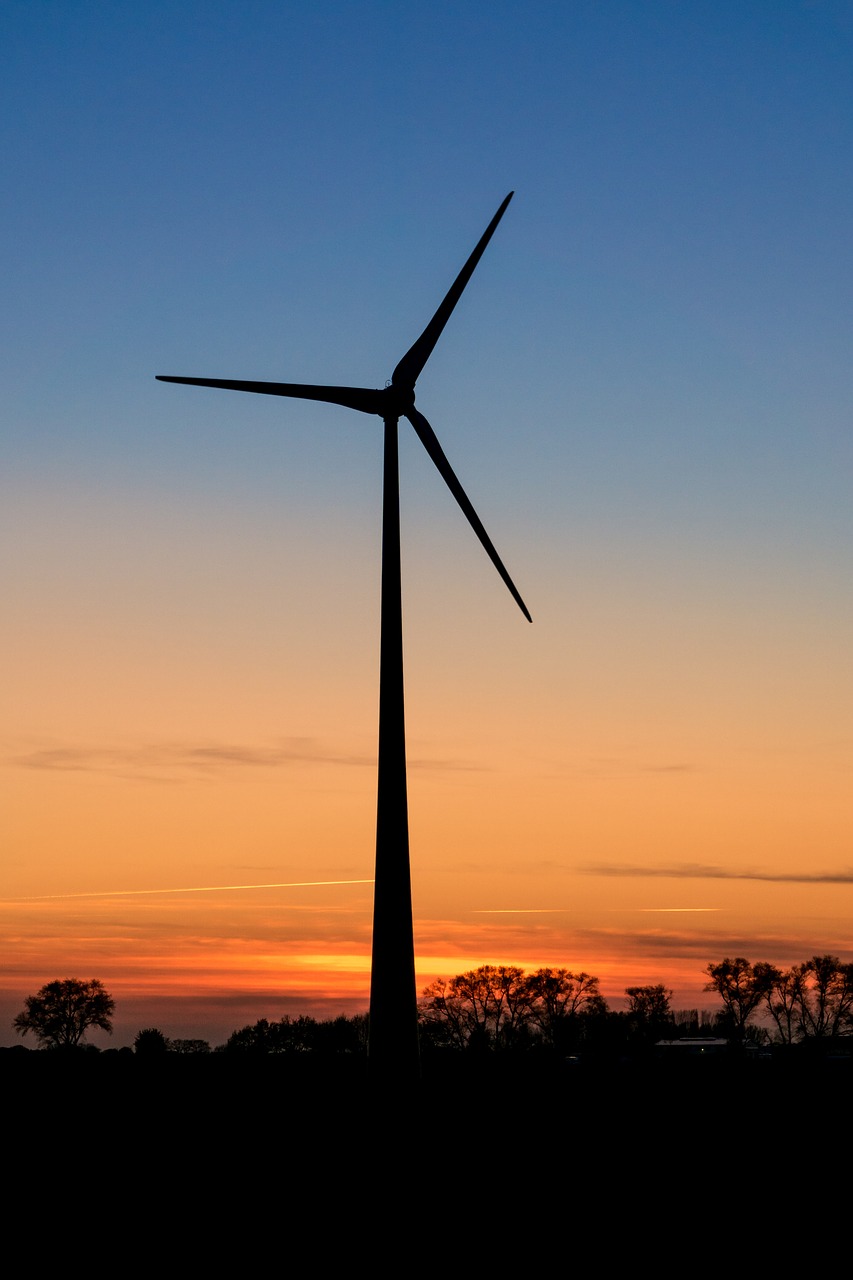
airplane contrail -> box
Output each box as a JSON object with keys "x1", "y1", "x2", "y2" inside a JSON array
[
  {"x1": 474, "y1": 906, "x2": 721, "y2": 914},
  {"x1": 474, "y1": 909, "x2": 566, "y2": 914},
  {"x1": 3, "y1": 878, "x2": 374, "y2": 903}
]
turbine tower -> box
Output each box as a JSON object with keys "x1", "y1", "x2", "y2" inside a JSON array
[{"x1": 157, "y1": 193, "x2": 529, "y2": 1077}]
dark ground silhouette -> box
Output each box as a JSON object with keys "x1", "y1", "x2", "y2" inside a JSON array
[{"x1": 5, "y1": 1041, "x2": 850, "y2": 1256}]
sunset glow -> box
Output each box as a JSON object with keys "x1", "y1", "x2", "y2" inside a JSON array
[{"x1": 4, "y1": 3, "x2": 853, "y2": 1047}]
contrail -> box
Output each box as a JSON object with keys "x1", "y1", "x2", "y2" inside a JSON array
[
  {"x1": 473, "y1": 906, "x2": 721, "y2": 915},
  {"x1": 605, "y1": 907, "x2": 720, "y2": 913},
  {"x1": 474, "y1": 909, "x2": 566, "y2": 914},
  {"x1": 3, "y1": 878, "x2": 374, "y2": 903}
]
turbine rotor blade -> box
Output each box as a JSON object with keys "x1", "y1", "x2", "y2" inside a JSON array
[
  {"x1": 405, "y1": 407, "x2": 531, "y2": 622},
  {"x1": 156, "y1": 377, "x2": 383, "y2": 416},
  {"x1": 392, "y1": 192, "x2": 514, "y2": 390}
]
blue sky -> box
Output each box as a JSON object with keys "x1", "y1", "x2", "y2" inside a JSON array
[{"x1": 6, "y1": 2, "x2": 852, "y2": 543}]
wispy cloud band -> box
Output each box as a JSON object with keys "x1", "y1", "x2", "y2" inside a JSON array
[
  {"x1": 11, "y1": 739, "x2": 481, "y2": 780},
  {"x1": 584, "y1": 862, "x2": 853, "y2": 886}
]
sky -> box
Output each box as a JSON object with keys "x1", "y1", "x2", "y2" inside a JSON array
[{"x1": 3, "y1": 0, "x2": 852, "y2": 1047}]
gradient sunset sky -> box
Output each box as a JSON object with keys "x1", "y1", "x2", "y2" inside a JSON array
[{"x1": 3, "y1": 1, "x2": 852, "y2": 1046}]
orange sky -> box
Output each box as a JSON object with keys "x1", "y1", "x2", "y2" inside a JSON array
[
  {"x1": 5, "y1": 583, "x2": 852, "y2": 1047},
  {"x1": 4, "y1": 6, "x2": 853, "y2": 1049}
]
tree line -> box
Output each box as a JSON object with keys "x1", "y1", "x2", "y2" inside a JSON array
[
  {"x1": 10, "y1": 954, "x2": 853, "y2": 1055},
  {"x1": 420, "y1": 954, "x2": 853, "y2": 1053},
  {"x1": 704, "y1": 955, "x2": 853, "y2": 1044}
]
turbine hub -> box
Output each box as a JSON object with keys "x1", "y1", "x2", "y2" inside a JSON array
[{"x1": 381, "y1": 381, "x2": 415, "y2": 419}]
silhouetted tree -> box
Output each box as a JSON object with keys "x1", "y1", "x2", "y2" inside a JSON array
[
  {"x1": 222, "y1": 1017, "x2": 276, "y2": 1053},
  {"x1": 419, "y1": 965, "x2": 609, "y2": 1054},
  {"x1": 14, "y1": 979, "x2": 115, "y2": 1049},
  {"x1": 418, "y1": 978, "x2": 470, "y2": 1050},
  {"x1": 729, "y1": 956, "x2": 853, "y2": 1045},
  {"x1": 223, "y1": 1015, "x2": 319, "y2": 1054},
  {"x1": 134, "y1": 1027, "x2": 169, "y2": 1055},
  {"x1": 276, "y1": 1016, "x2": 319, "y2": 1053},
  {"x1": 703, "y1": 958, "x2": 771, "y2": 1041},
  {"x1": 169, "y1": 1038, "x2": 211, "y2": 1054},
  {"x1": 780, "y1": 955, "x2": 853, "y2": 1040},
  {"x1": 313, "y1": 1014, "x2": 368, "y2": 1055},
  {"x1": 626, "y1": 984, "x2": 672, "y2": 1021},
  {"x1": 419, "y1": 965, "x2": 532, "y2": 1051},
  {"x1": 346, "y1": 1012, "x2": 369, "y2": 1054},
  {"x1": 526, "y1": 969, "x2": 605, "y2": 1052},
  {"x1": 755, "y1": 964, "x2": 800, "y2": 1044},
  {"x1": 625, "y1": 984, "x2": 674, "y2": 1044},
  {"x1": 220, "y1": 1014, "x2": 368, "y2": 1056}
]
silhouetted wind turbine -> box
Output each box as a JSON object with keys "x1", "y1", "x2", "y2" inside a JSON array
[{"x1": 157, "y1": 192, "x2": 529, "y2": 1077}]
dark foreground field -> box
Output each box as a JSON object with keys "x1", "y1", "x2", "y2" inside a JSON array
[
  {"x1": 5, "y1": 1045, "x2": 849, "y2": 1191},
  {"x1": 6, "y1": 1049, "x2": 849, "y2": 1263}
]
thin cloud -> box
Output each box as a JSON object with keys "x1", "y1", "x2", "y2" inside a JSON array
[
  {"x1": 13, "y1": 740, "x2": 369, "y2": 779},
  {"x1": 473, "y1": 908, "x2": 567, "y2": 914},
  {"x1": 640, "y1": 764, "x2": 694, "y2": 773},
  {"x1": 584, "y1": 862, "x2": 853, "y2": 886},
  {"x1": 12, "y1": 739, "x2": 482, "y2": 781},
  {"x1": 565, "y1": 925, "x2": 853, "y2": 962},
  {"x1": 473, "y1": 906, "x2": 720, "y2": 914}
]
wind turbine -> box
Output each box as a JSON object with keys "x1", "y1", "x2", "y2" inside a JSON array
[{"x1": 157, "y1": 192, "x2": 530, "y2": 1077}]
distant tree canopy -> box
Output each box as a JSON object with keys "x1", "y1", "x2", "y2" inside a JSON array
[
  {"x1": 418, "y1": 965, "x2": 606, "y2": 1053},
  {"x1": 14, "y1": 979, "x2": 114, "y2": 1049},
  {"x1": 704, "y1": 955, "x2": 853, "y2": 1043},
  {"x1": 169, "y1": 1038, "x2": 211, "y2": 1054},
  {"x1": 221, "y1": 1014, "x2": 367, "y2": 1056},
  {"x1": 526, "y1": 968, "x2": 606, "y2": 1049},
  {"x1": 625, "y1": 984, "x2": 673, "y2": 1023},
  {"x1": 133, "y1": 1029, "x2": 211, "y2": 1055},
  {"x1": 625, "y1": 984, "x2": 674, "y2": 1043},
  {"x1": 14, "y1": 955, "x2": 849, "y2": 1060},
  {"x1": 704, "y1": 958, "x2": 768, "y2": 1040},
  {"x1": 224, "y1": 1016, "x2": 315, "y2": 1054},
  {"x1": 134, "y1": 1027, "x2": 169, "y2": 1055}
]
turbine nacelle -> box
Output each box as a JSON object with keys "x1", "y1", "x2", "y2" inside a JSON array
[{"x1": 381, "y1": 381, "x2": 416, "y2": 419}]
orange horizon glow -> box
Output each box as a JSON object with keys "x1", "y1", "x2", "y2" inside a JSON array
[{"x1": 3, "y1": 857, "x2": 850, "y2": 1047}]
